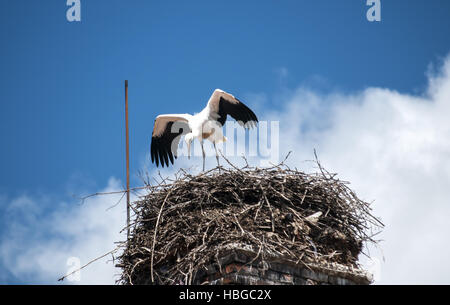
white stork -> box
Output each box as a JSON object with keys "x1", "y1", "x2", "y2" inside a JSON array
[{"x1": 150, "y1": 89, "x2": 258, "y2": 171}]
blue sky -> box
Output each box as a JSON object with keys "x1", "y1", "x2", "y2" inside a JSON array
[
  {"x1": 1, "y1": 1, "x2": 450, "y2": 284},
  {"x1": 1, "y1": 0, "x2": 449, "y2": 195}
]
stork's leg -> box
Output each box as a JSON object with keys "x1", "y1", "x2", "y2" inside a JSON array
[
  {"x1": 213, "y1": 142, "x2": 220, "y2": 167},
  {"x1": 201, "y1": 140, "x2": 205, "y2": 172}
]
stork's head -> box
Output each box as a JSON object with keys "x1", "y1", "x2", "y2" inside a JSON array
[{"x1": 184, "y1": 133, "x2": 194, "y2": 159}]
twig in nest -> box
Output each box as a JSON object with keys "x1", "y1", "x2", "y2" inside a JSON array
[
  {"x1": 150, "y1": 190, "x2": 172, "y2": 284},
  {"x1": 74, "y1": 186, "x2": 148, "y2": 206},
  {"x1": 58, "y1": 246, "x2": 121, "y2": 282}
]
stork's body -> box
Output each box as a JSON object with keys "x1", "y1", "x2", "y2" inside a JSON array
[{"x1": 150, "y1": 89, "x2": 258, "y2": 171}]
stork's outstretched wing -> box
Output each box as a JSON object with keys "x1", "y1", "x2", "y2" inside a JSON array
[
  {"x1": 150, "y1": 114, "x2": 191, "y2": 167},
  {"x1": 207, "y1": 89, "x2": 258, "y2": 127}
]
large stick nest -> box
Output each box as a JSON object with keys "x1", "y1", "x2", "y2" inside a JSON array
[{"x1": 118, "y1": 156, "x2": 383, "y2": 285}]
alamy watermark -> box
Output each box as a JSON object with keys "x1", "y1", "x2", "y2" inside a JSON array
[
  {"x1": 66, "y1": 0, "x2": 81, "y2": 22},
  {"x1": 366, "y1": 0, "x2": 381, "y2": 22},
  {"x1": 65, "y1": 2, "x2": 380, "y2": 23},
  {"x1": 170, "y1": 120, "x2": 280, "y2": 166},
  {"x1": 66, "y1": 256, "x2": 81, "y2": 282}
]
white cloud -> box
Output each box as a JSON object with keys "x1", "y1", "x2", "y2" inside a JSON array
[
  {"x1": 260, "y1": 55, "x2": 450, "y2": 284},
  {"x1": 2, "y1": 55, "x2": 450, "y2": 285},
  {"x1": 0, "y1": 178, "x2": 128, "y2": 284}
]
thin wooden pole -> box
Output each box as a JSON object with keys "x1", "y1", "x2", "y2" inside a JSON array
[{"x1": 125, "y1": 80, "x2": 130, "y2": 239}]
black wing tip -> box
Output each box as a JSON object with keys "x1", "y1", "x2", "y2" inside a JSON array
[
  {"x1": 168, "y1": 151, "x2": 174, "y2": 165},
  {"x1": 150, "y1": 140, "x2": 155, "y2": 163},
  {"x1": 150, "y1": 138, "x2": 177, "y2": 168},
  {"x1": 237, "y1": 99, "x2": 258, "y2": 127}
]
